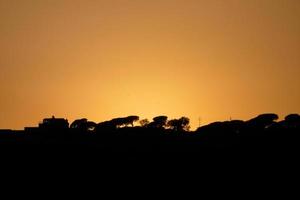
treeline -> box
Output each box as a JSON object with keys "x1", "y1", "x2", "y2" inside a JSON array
[
  {"x1": 95, "y1": 116, "x2": 190, "y2": 132},
  {"x1": 0, "y1": 113, "x2": 299, "y2": 151},
  {"x1": 20, "y1": 115, "x2": 190, "y2": 133}
]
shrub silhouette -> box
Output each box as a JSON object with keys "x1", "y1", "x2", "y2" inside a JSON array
[{"x1": 139, "y1": 119, "x2": 150, "y2": 127}]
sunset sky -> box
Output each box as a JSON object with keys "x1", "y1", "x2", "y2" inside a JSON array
[{"x1": 0, "y1": 0, "x2": 299, "y2": 130}]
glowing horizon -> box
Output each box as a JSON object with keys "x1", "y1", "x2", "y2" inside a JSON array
[{"x1": 1, "y1": 0, "x2": 299, "y2": 130}]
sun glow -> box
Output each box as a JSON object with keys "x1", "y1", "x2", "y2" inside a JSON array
[{"x1": 0, "y1": 0, "x2": 300, "y2": 129}]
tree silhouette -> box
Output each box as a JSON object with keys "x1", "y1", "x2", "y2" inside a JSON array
[
  {"x1": 102, "y1": 116, "x2": 140, "y2": 129},
  {"x1": 110, "y1": 118, "x2": 125, "y2": 128},
  {"x1": 283, "y1": 114, "x2": 300, "y2": 128},
  {"x1": 124, "y1": 116, "x2": 140, "y2": 127},
  {"x1": 149, "y1": 116, "x2": 168, "y2": 128},
  {"x1": 247, "y1": 113, "x2": 279, "y2": 129},
  {"x1": 71, "y1": 119, "x2": 88, "y2": 129},
  {"x1": 71, "y1": 118, "x2": 97, "y2": 131},
  {"x1": 167, "y1": 117, "x2": 190, "y2": 131},
  {"x1": 285, "y1": 114, "x2": 300, "y2": 123}
]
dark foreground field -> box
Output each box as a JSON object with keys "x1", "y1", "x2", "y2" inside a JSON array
[
  {"x1": 0, "y1": 125, "x2": 299, "y2": 158},
  {"x1": 1, "y1": 118, "x2": 299, "y2": 191},
  {"x1": 1, "y1": 113, "x2": 299, "y2": 167}
]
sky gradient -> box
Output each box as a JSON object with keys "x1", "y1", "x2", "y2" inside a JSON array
[{"x1": 1, "y1": 0, "x2": 300, "y2": 130}]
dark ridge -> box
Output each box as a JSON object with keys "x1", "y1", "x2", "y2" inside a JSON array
[
  {"x1": 1, "y1": 113, "x2": 300, "y2": 181},
  {"x1": 0, "y1": 113, "x2": 299, "y2": 153}
]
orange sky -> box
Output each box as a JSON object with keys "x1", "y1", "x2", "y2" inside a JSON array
[{"x1": 0, "y1": 0, "x2": 300, "y2": 130}]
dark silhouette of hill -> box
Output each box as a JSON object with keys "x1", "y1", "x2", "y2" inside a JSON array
[
  {"x1": 1, "y1": 113, "x2": 300, "y2": 186},
  {"x1": 0, "y1": 113, "x2": 299, "y2": 153}
]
